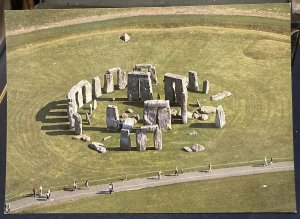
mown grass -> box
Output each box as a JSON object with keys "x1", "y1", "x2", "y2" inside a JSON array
[
  {"x1": 5, "y1": 10, "x2": 293, "y2": 212},
  {"x1": 20, "y1": 171, "x2": 296, "y2": 213}
]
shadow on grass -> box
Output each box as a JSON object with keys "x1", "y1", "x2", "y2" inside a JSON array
[
  {"x1": 41, "y1": 124, "x2": 70, "y2": 130},
  {"x1": 122, "y1": 101, "x2": 144, "y2": 108},
  {"x1": 96, "y1": 191, "x2": 110, "y2": 195},
  {"x1": 189, "y1": 123, "x2": 216, "y2": 129},
  {"x1": 36, "y1": 100, "x2": 67, "y2": 122},
  {"x1": 63, "y1": 187, "x2": 74, "y2": 192},
  {"x1": 45, "y1": 131, "x2": 74, "y2": 136}
]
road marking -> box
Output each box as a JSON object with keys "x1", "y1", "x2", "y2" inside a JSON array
[{"x1": 0, "y1": 84, "x2": 7, "y2": 104}]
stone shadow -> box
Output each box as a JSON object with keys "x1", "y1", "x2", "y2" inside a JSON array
[
  {"x1": 121, "y1": 101, "x2": 144, "y2": 108},
  {"x1": 189, "y1": 123, "x2": 216, "y2": 129},
  {"x1": 36, "y1": 100, "x2": 67, "y2": 122}
]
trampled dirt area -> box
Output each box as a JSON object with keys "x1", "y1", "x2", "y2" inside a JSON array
[{"x1": 6, "y1": 6, "x2": 289, "y2": 36}]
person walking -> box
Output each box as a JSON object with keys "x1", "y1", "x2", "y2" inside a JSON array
[
  {"x1": 39, "y1": 185, "x2": 43, "y2": 197},
  {"x1": 270, "y1": 157, "x2": 273, "y2": 165},
  {"x1": 209, "y1": 162, "x2": 212, "y2": 172},
  {"x1": 181, "y1": 168, "x2": 184, "y2": 174},
  {"x1": 46, "y1": 189, "x2": 50, "y2": 200},
  {"x1": 85, "y1": 180, "x2": 89, "y2": 189},
  {"x1": 264, "y1": 157, "x2": 268, "y2": 166},
  {"x1": 174, "y1": 167, "x2": 179, "y2": 176},
  {"x1": 109, "y1": 183, "x2": 114, "y2": 194},
  {"x1": 4, "y1": 203, "x2": 10, "y2": 214},
  {"x1": 73, "y1": 180, "x2": 78, "y2": 191},
  {"x1": 33, "y1": 187, "x2": 37, "y2": 197},
  {"x1": 157, "y1": 170, "x2": 162, "y2": 180}
]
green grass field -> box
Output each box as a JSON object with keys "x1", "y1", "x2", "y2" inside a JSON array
[
  {"x1": 5, "y1": 4, "x2": 294, "y2": 212},
  {"x1": 20, "y1": 171, "x2": 296, "y2": 213}
]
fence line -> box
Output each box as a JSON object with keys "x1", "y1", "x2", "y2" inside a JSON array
[{"x1": 4, "y1": 157, "x2": 293, "y2": 202}]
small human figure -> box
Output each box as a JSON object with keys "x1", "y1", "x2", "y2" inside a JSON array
[
  {"x1": 264, "y1": 157, "x2": 268, "y2": 166},
  {"x1": 181, "y1": 168, "x2": 184, "y2": 174},
  {"x1": 157, "y1": 93, "x2": 161, "y2": 100},
  {"x1": 39, "y1": 185, "x2": 43, "y2": 197},
  {"x1": 157, "y1": 170, "x2": 162, "y2": 180},
  {"x1": 209, "y1": 163, "x2": 212, "y2": 172},
  {"x1": 33, "y1": 187, "x2": 37, "y2": 197},
  {"x1": 4, "y1": 203, "x2": 10, "y2": 214},
  {"x1": 124, "y1": 174, "x2": 128, "y2": 181},
  {"x1": 73, "y1": 180, "x2": 78, "y2": 191},
  {"x1": 109, "y1": 183, "x2": 114, "y2": 194},
  {"x1": 46, "y1": 189, "x2": 50, "y2": 200},
  {"x1": 270, "y1": 157, "x2": 273, "y2": 165},
  {"x1": 174, "y1": 167, "x2": 179, "y2": 176},
  {"x1": 85, "y1": 180, "x2": 89, "y2": 189}
]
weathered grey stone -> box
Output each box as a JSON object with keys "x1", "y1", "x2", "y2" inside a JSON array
[
  {"x1": 133, "y1": 64, "x2": 157, "y2": 84},
  {"x1": 157, "y1": 106, "x2": 172, "y2": 130},
  {"x1": 89, "y1": 104, "x2": 93, "y2": 115},
  {"x1": 144, "y1": 106, "x2": 157, "y2": 125},
  {"x1": 89, "y1": 142, "x2": 107, "y2": 153},
  {"x1": 164, "y1": 73, "x2": 188, "y2": 105},
  {"x1": 92, "y1": 99, "x2": 97, "y2": 110},
  {"x1": 120, "y1": 33, "x2": 130, "y2": 42},
  {"x1": 85, "y1": 112, "x2": 91, "y2": 125},
  {"x1": 73, "y1": 113, "x2": 82, "y2": 135},
  {"x1": 200, "y1": 106, "x2": 216, "y2": 114},
  {"x1": 211, "y1": 91, "x2": 232, "y2": 101},
  {"x1": 199, "y1": 114, "x2": 209, "y2": 121},
  {"x1": 191, "y1": 144, "x2": 205, "y2": 152},
  {"x1": 102, "y1": 136, "x2": 111, "y2": 141},
  {"x1": 154, "y1": 128, "x2": 163, "y2": 150},
  {"x1": 92, "y1": 76, "x2": 102, "y2": 98},
  {"x1": 76, "y1": 89, "x2": 84, "y2": 108},
  {"x1": 81, "y1": 135, "x2": 91, "y2": 142},
  {"x1": 183, "y1": 146, "x2": 193, "y2": 152},
  {"x1": 181, "y1": 91, "x2": 188, "y2": 124},
  {"x1": 188, "y1": 130, "x2": 198, "y2": 136},
  {"x1": 188, "y1": 71, "x2": 199, "y2": 91},
  {"x1": 192, "y1": 111, "x2": 200, "y2": 119},
  {"x1": 103, "y1": 73, "x2": 114, "y2": 94},
  {"x1": 106, "y1": 105, "x2": 119, "y2": 131},
  {"x1": 67, "y1": 102, "x2": 76, "y2": 128},
  {"x1": 79, "y1": 80, "x2": 92, "y2": 104},
  {"x1": 139, "y1": 77, "x2": 153, "y2": 101},
  {"x1": 121, "y1": 113, "x2": 129, "y2": 119},
  {"x1": 68, "y1": 80, "x2": 93, "y2": 109},
  {"x1": 127, "y1": 71, "x2": 150, "y2": 101},
  {"x1": 122, "y1": 118, "x2": 136, "y2": 130},
  {"x1": 202, "y1": 80, "x2": 209, "y2": 94},
  {"x1": 144, "y1": 100, "x2": 170, "y2": 108},
  {"x1": 126, "y1": 108, "x2": 133, "y2": 113},
  {"x1": 215, "y1": 105, "x2": 226, "y2": 128},
  {"x1": 136, "y1": 130, "x2": 147, "y2": 151},
  {"x1": 131, "y1": 114, "x2": 140, "y2": 122},
  {"x1": 140, "y1": 124, "x2": 159, "y2": 132},
  {"x1": 117, "y1": 70, "x2": 127, "y2": 90},
  {"x1": 120, "y1": 129, "x2": 131, "y2": 150},
  {"x1": 171, "y1": 108, "x2": 178, "y2": 117}
]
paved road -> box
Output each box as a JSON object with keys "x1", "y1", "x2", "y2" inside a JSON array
[{"x1": 8, "y1": 161, "x2": 294, "y2": 213}]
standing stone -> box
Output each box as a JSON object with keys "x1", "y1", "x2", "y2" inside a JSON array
[
  {"x1": 92, "y1": 76, "x2": 102, "y2": 98},
  {"x1": 92, "y1": 99, "x2": 97, "y2": 110},
  {"x1": 67, "y1": 102, "x2": 76, "y2": 128},
  {"x1": 103, "y1": 73, "x2": 114, "y2": 93},
  {"x1": 85, "y1": 112, "x2": 91, "y2": 125},
  {"x1": 76, "y1": 89, "x2": 84, "y2": 108},
  {"x1": 144, "y1": 107, "x2": 157, "y2": 125},
  {"x1": 188, "y1": 71, "x2": 199, "y2": 91},
  {"x1": 122, "y1": 118, "x2": 136, "y2": 130},
  {"x1": 181, "y1": 91, "x2": 188, "y2": 124},
  {"x1": 203, "y1": 80, "x2": 209, "y2": 94},
  {"x1": 120, "y1": 129, "x2": 131, "y2": 150},
  {"x1": 154, "y1": 128, "x2": 163, "y2": 150},
  {"x1": 164, "y1": 73, "x2": 187, "y2": 105},
  {"x1": 136, "y1": 130, "x2": 147, "y2": 151},
  {"x1": 89, "y1": 104, "x2": 93, "y2": 115},
  {"x1": 106, "y1": 105, "x2": 119, "y2": 131},
  {"x1": 82, "y1": 82, "x2": 93, "y2": 104},
  {"x1": 73, "y1": 113, "x2": 82, "y2": 135},
  {"x1": 157, "y1": 106, "x2": 172, "y2": 130},
  {"x1": 120, "y1": 33, "x2": 130, "y2": 42},
  {"x1": 117, "y1": 70, "x2": 127, "y2": 90},
  {"x1": 139, "y1": 78, "x2": 153, "y2": 101},
  {"x1": 215, "y1": 105, "x2": 226, "y2": 128}
]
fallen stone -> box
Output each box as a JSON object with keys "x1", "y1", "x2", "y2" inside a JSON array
[
  {"x1": 171, "y1": 108, "x2": 178, "y2": 117},
  {"x1": 183, "y1": 146, "x2": 193, "y2": 152},
  {"x1": 192, "y1": 112, "x2": 201, "y2": 119},
  {"x1": 89, "y1": 142, "x2": 107, "y2": 153},
  {"x1": 200, "y1": 106, "x2": 216, "y2": 114},
  {"x1": 215, "y1": 105, "x2": 226, "y2": 128},
  {"x1": 131, "y1": 114, "x2": 140, "y2": 122},
  {"x1": 188, "y1": 130, "x2": 198, "y2": 136},
  {"x1": 121, "y1": 113, "x2": 129, "y2": 119},
  {"x1": 126, "y1": 108, "x2": 134, "y2": 113},
  {"x1": 122, "y1": 118, "x2": 136, "y2": 130},
  {"x1": 199, "y1": 114, "x2": 209, "y2": 121},
  {"x1": 81, "y1": 136, "x2": 91, "y2": 142},
  {"x1": 102, "y1": 136, "x2": 112, "y2": 141},
  {"x1": 191, "y1": 144, "x2": 205, "y2": 152},
  {"x1": 210, "y1": 91, "x2": 232, "y2": 101}
]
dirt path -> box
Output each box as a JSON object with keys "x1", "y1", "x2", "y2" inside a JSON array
[
  {"x1": 7, "y1": 161, "x2": 294, "y2": 213},
  {"x1": 6, "y1": 7, "x2": 289, "y2": 36}
]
